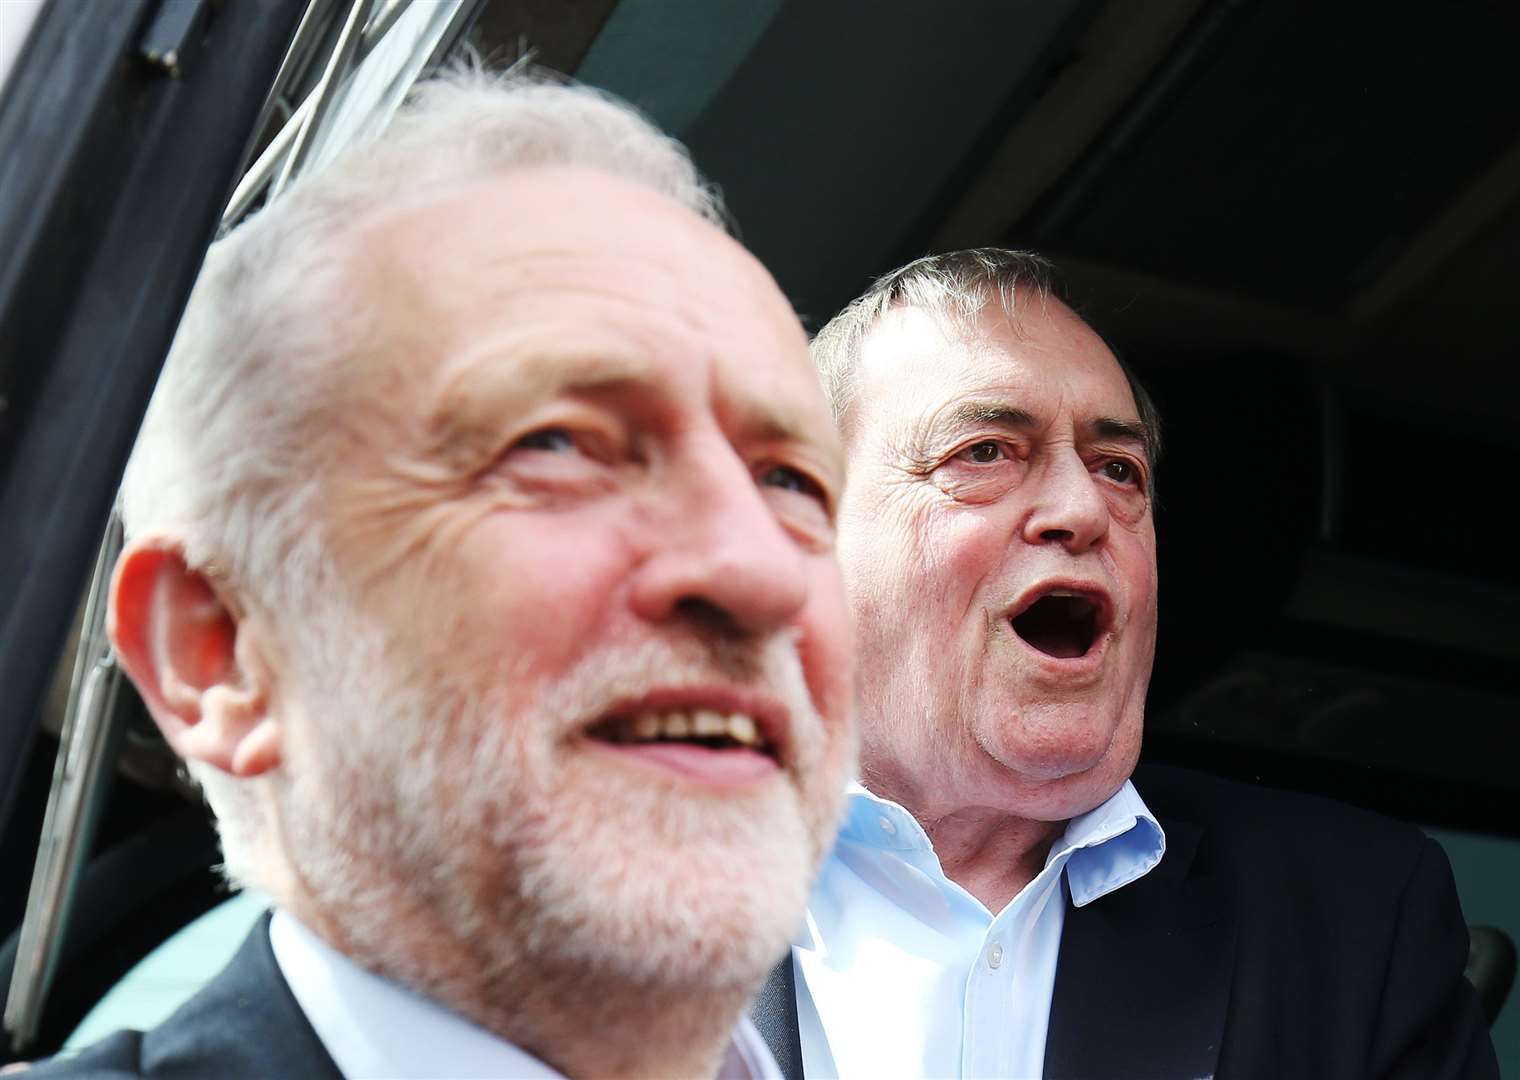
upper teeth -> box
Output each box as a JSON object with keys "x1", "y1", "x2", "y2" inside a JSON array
[{"x1": 616, "y1": 709, "x2": 762, "y2": 747}]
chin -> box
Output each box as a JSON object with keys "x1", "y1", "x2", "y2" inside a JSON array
[
  {"x1": 980, "y1": 716, "x2": 1140, "y2": 809},
  {"x1": 508, "y1": 777, "x2": 824, "y2": 990},
  {"x1": 282, "y1": 614, "x2": 844, "y2": 996}
]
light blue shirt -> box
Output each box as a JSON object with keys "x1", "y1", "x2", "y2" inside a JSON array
[{"x1": 794, "y1": 780, "x2": 1165, "y2": 1079}]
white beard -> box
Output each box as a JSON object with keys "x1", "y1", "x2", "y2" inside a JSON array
[{"x1": 273, "y1": 604, "x2": 848, "y2": 1000}]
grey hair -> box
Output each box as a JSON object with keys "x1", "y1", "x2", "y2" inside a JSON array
[
  {"x1": 810, "y1": 247, "x2": 1161, "y2": 473},
  {"x1": 118, "y1": 63, "x2": 725, "y2": 889}
]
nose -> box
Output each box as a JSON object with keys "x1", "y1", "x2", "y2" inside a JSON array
[
  {"x1": 1020, "y1": 449, "x2": 1111, "y2": 553},
  {"x1": 628, "y1": 445, "x2": 810, "y2": 636}
]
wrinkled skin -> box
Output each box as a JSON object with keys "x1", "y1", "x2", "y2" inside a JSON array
[{"x1": 836, "y1": 299, "x2": 1156, "y2": 883}]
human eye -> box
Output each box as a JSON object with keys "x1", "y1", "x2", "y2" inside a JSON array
[
  {"x1": 1098, "y1": 457, "x2": 1141, "y2": 487},
  {"x1": 491, "y1": 418, "x2": 622, "y2": 498},
  {"x1": 1090, "y1": 453, "x2": 1149, "y2": 524},
  {"x1": 511, "y1": 426, "x2": 576, "y2": 453},
  {"x1": 759, "y1": 463, "x2": 827, "y2": 502},
  {"x1": 757, "y1": 461, "x2": 833, "y2": 547},
  {"x1": 930, "y1": 437, "x2": 1025, "y2": 504},
  {"x1": 955, "y1": 439, "x2": 1009, "y2": 465}
]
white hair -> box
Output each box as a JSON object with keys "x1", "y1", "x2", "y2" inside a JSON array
[
  {"x1": 118, "y1": 64, "x2": 726, "y2": 889},
  {"x1": 810, "y1": 248, "x2": 1057, "y2": 431}
]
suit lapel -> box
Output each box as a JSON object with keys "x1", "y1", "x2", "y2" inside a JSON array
[
  {"x1": 141, "y1": 911, "x2": 344, "y2": 1079},
  {"x1": 752, "y1": 952, "x2": 805, "y2": 1080},
  {"x1": 1043, "y1": 817, "x2": 1236, "y2": 1080}
]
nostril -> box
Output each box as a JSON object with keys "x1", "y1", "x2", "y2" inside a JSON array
[{"x1": 673, "y1": 596, "x2": 744, "y2": 638}]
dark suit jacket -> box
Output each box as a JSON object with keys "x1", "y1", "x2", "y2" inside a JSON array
[
  {"x1": 25, "y1": 913, "x2": 342, "y2": 1079},
  {"x1": 753, "y1": 764, "x2": 1500, "y2": 1079}
]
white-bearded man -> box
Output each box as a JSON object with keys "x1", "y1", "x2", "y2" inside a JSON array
[{"x1": 27, "y1": 68, "x2": 856, "y2": 1080}]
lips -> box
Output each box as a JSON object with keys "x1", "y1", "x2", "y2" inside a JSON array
[{"x1": 1008, "y1": 583, "x2": 1112, "y2": 660}]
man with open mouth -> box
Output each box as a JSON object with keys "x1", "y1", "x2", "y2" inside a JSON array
[
  {"x1": 27, "y1": 67, "x2": 856, "y2": 1080},
  {"x1": 750, "y1": 248, "x2": 1497, "y2": 1078}
]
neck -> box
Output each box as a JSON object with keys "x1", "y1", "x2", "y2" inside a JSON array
[
  {"x1": 919, "y1": 807, "x2": 1064, "y2": 912},
  {"x1": 861, "y1": 765, "x2": 1065, "y2": 911}
]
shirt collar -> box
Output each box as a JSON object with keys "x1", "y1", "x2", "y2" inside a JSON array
[
  {"x1": 1054, "y1": 779, "x2": 1165, "y2": 907},
  {"x1": 269, "y1": 910, "x2": 781, "y2": 1079},
  {"x1": 837, "y1": 780, "x2": 932, "y2": 850},
  {"x1": 835, "y1": 778, "x2": 1165, "y2": 907}
]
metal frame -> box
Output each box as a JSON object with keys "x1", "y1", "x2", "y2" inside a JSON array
[
  {"x1": 3, "y1": 515, "x2": 123, "y2": 1046},
  {"x1": 223, "y1": 0, "x2": 462, "y2": 226}
]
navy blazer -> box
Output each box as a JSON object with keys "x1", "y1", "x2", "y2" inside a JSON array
[
  {"x1": 25, "y1": 913, "x2": 341, "y2": 1080},
  {"x1": 753, "y1": 764, "x2": 1500, "y2": 1079}
]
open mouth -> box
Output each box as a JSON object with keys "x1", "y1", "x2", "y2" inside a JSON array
[
  {"x1": 1010, "y1": 590, "x2": 1104, "y2": 660},
  {"x1": 587, "y1": 708, "x2": 776, "y2": 759}
]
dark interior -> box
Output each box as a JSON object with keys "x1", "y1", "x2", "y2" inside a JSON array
[{"x1": 486, "y1": 0, "x2": 1520, "y2": 831}]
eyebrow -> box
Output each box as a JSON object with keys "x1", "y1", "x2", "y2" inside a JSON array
[
  {"x1": 912, "y1": 399, "x2": 1152, "y2": 467},
  {"x1": 432, "y1": 346, "x2": 649, "y2": 417},
  {"x1": 741, "y1": 412, "x2": 820, "y2": 451},
  {"x1": 939, "y1": 400, "x2": 1149, "y2": 448},
  {"x1": 502, "y1": 350, "x2": 652, "y2": 400},
  {"x1": 944, "y1": 401, "x2": 1039, "y2": 431},
  {"x1": 422, "y1": 346, "x2": 651, "y2": 462},
  {"x1": 425, "y1": 344, "x2": 842, "y2": 480},
  {"x1": 1092, "y1": 416, "x2": 1151, "y2": 452}
]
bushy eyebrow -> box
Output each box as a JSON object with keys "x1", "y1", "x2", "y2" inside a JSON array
[
  {"x1": 905, "y1": 399, "x2": 1151, "y2": 473},
  {"x1": 945, "y1": 401, "x2": 1038, "y2": 430},
  {"x1": 1092, "y1": 417, "x2": 1150, "y2": 454},
  {"x1": 902, "y1": 399, "x2": 1037, "y2": 473}
]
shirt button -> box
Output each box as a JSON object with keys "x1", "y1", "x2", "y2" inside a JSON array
[
  {"x1": 987, "y1": 943, "x2": 1004, "y2": 970},
  {"x1": 878, "y1": 815, "x2": 896, "y2": 836}
]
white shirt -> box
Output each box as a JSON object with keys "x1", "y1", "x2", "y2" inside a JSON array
[
  {"x1": 795, "y1": 780, "x2": 1165, "y2": 1079},
  {"x1": 269, "y1": 910, "x2": 783, "y2": 1079}
]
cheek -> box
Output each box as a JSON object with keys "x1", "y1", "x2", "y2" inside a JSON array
[
  {"x1": 890, "y1": 509, "x2": 1013, "y2": 655},
  {"x1": 401, "y1": 509, "x2": 637, "y2": 683},
  {"x1": 1110, "y1": 537, "x2": 1158, "y2": 699},
  {"x1": 796, "y1": 562, "x2": 855, "y2": 730},
  {"x1": 937, "y1": 509, "x2": 1013, "y2": 598},
  {"x1": 1107, "y1": 519, "x2": 1158, "y2": 623},
  {"x1": 842, "y1": 500, "x2": 1009, "y2": 632},
  {"x1": 1127, "y1": 547, "x2": 1160, "y2": 641}
]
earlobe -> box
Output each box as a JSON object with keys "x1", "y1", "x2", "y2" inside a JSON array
[{"x1": 109, "y1": 539, "x2": 282, "y2": 777}]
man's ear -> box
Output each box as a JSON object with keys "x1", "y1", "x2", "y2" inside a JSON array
[{"x1": 109, "y1": 539, "x2": 281, "y2": 778}]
